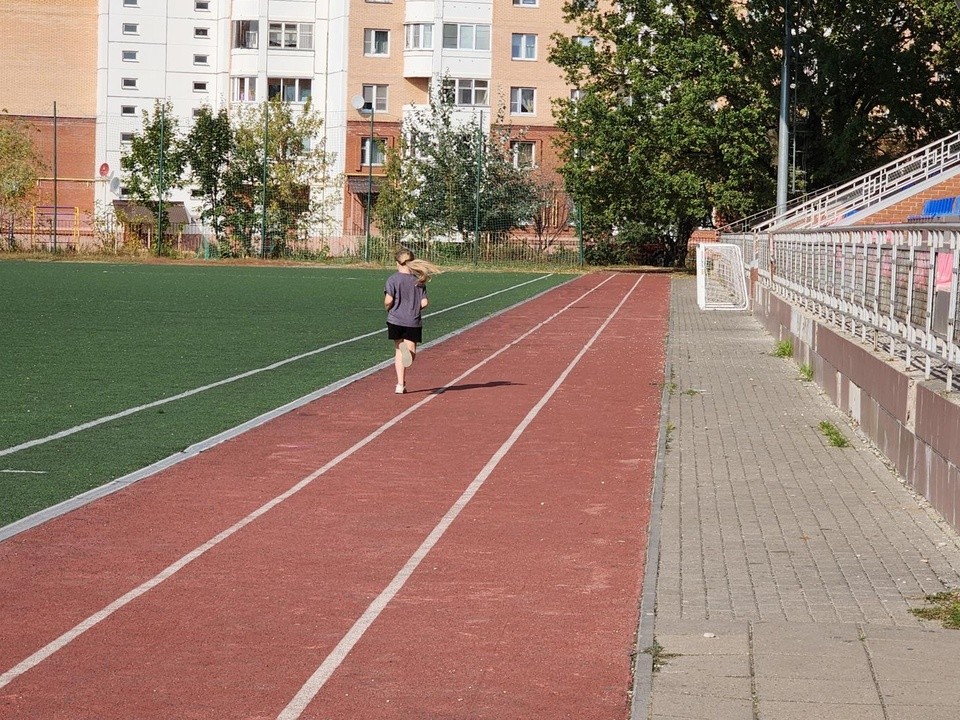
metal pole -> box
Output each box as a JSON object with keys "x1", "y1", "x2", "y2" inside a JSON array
[
  {"x1": 577, "y1": 203, "x2": 584, "y2": 267},
  {"x1": 157, "y1": 102, "x2": 164, "y2": 256},
  {"x1": 53, "y1": 102, "x2": 58, "y2": 251},
  {"x1": 261, "y1": 101, "x2": 269, "y2": 258},
  {"x1": 365, "y1": 104, "x2": 373, "y2": 263},
  {"x1": 474, "y1": 111, "x2": 483, "y2": 265},
  {"x1": 776, "y1": 0, "x2": 791, "y2": 215}
]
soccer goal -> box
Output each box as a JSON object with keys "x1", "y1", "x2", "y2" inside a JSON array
[{"x1": 696, "y1": 243, "x2": 749, "y2": 310}]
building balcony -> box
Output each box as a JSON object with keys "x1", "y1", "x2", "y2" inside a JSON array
[{"x1": 403, "y1": 50, "x2": 433, "y2": 79}]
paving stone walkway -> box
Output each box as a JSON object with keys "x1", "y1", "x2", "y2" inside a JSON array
[{"x1": 638, "y1": 277, "x2": 960, "y2": 720}]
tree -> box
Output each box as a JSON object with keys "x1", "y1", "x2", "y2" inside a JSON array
[
  {"x1": 120, "y1": 99, "x2": 185, "y2": 252},
  {"x1": 0, "y1": 112, "x2": 45, "y2": 236},
  {"x1": 524, "y1": 177, "x2": 572, "y2": 253},
  {"x1": 375, "y1": 85, "x2": 539, "y2": 245},
  {"x1": 183, "y1": 106, "x2": 233, "y2": 244},
  {"x1": 222, "y1": 98, "x2": 335, "y2": 257},
  {"x1": 670, "y1": 1, "x2": 960, "y2": 192},
  {"x1": 550, "y1": 2, "x2": 775, "y2": 266}
]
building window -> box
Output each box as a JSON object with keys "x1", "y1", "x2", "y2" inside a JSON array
[
  {"x1": 510, "y1": 141, "x2": 536, "y2": 168},
  {"x1": 575, "y1": 36, "x2": 594, "y2": 47},
  {"x1": 233, "y1": 20, "x2": 258, "y2": 49},
  {"x1": 122, "y1": 23, "x2": 139, "y2": 35},
  {"x1": 510, "y1": 87, "x2": 535, "y2": 114},
  {"x1": 122, "y1": 50, "x2": 138, "y2": 62},
  {"x1": 121, "y1": 105, "x2": 137, "y2": 116},
  {"x1": 447, "y1": 78, "x2": 488, "y2": 107},
  {"x1": 194, "y1": 54, "x2": 209, "y2": 65},
  {"x1": 442, "y1": 24, "x2": 490, "y2": 51},
  {"x1": 362, "y1": 84, "x2": 388, "y2": 112},
  {"x1": 405, "y1": 23, "x2": 433, "y2": 50},
  {"x1": 267, "y1": 77, "x2": 312, "y2": 103},
  {"x1": 194, "y1": 27, "x2": 210, "y2": 39},
  {"x1": 364, "y1": 29, "x2": 389, "y2": 56},
  {"x1": 513, "y1": 0, "x2": 538, "y2": 5},
  {"x1": 192, "y1": 108, "x2": 204, "y2": 118},
  {"x1": 120, "y1": 132, "x2": 134, "y2": 144},
  {"x1": 269, "y1": 22, "x2": 313, "y2": 50},
  {"x1": 123, "y1": 0, "x2": 138, "y2": 7},
  {"x1": 361, "y1": 137, "x2": 385, "y2": 166},
  {"x1": 121, "y1": 77, "x2": 138, "y2": 90},
  {"x1": 511, "y1": 33, "x2": 537, "y2": 60},
  {"x1": 570, "y1": 88, "x2": 584, "y2": 102},
  {"x1": 195, "y1": 0, "x2": 210, "y2": 10},
  {"x1": 193, "y1": 81, "x2": 208, "y2": 92},
  {"x1": 233, "y1": 76, "x2": 257, "y2": 102}
]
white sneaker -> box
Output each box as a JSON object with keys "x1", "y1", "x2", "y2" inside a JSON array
[
  {"x1": 395, "y1": 384, "x2": 406, "y2": 394},
  {"x1": 399, "y1": 343, "x2": 413, "y2": 368}
]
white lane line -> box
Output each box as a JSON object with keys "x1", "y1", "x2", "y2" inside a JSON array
[
  {"x1": 0, "y1": 273, "x2": 615, "y2": 693},
  {"x1": 277, "y1": 275, "x2": 644, "y2": 720},
  {"x1": 0, "y1": 274, "x2": 556, "y2": 460},
  {"x1": 0, "y1": 470, "x2": 47, "y2": 474}
]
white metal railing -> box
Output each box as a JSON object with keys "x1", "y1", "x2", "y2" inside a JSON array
[
  {"x1": 751, "y1": 131, "x2": 960, "y2": 233},
  {"x1": 727, "y1": 225, "x2": 960, "y2": 391}
]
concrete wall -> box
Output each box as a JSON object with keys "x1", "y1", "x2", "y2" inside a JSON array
[{"x1": 753, "y1": 284, "x2": 960, "y2": 533}]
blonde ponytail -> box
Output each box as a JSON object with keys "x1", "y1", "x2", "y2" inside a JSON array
[{"x1": 395, "y1": 249, "x2": 442, "y2": 285}]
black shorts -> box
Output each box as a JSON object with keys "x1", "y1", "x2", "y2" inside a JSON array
[{"x1": 387, "y1": 322, "x2": 423, "y2": 343}]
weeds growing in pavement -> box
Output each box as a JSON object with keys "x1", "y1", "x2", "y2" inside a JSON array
[
  {"x1": 910, "y1": 591, "x2": 960, "y2": 629},
  {"x1": 644, "y1": 641, "x2": 679, "y2": 672},
  {"x1": 818, "y1": 421, "x2": 850, "y2": 447},
  {"x1": 773, "y1": 339, "x2": 793, "y2": 358},
  {"x1": 799, "y1": 363, "x2": 813, "y2": 381}
]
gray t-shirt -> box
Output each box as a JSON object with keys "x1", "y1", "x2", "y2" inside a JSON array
[{"x1": 385, "y1": 271, "x2": 427, "y2": 327}]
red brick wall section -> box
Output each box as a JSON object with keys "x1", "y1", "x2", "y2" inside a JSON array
[
  {"x1": 854, "y1": 176, "x2": 960, "y2": 225},
  {"x1": 20, "y1": 116, "x2": 96, "y2": 218}
]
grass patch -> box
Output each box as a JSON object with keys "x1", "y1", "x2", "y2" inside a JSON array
[
  {"x1": 818, "y1": 421, "x2": 850, "y2": 447},
  {"x1": 773, "y1": 339, "x2": 793, "y2": 358},
  {"x1": 643, "y1": 641, "x2": 680, "y2": 672},
  {"x1": 0, "y1": 260, "x2": 571, "y2": 526},
  {"x1": 664, "y1": 421, "x2": 676, "y2": 449},
  {"x1": 799, "y1": 363, "x2": 813, "y2": 381},
  {"x1": 682, "y1": 388, "x2": 702, "y2": 396},
  {"x1": 910, "y1": 591, "x2": 960, "y2": 629}
]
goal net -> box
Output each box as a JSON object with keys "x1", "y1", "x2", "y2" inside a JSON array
[{"x1": 696, "y1": 243, "x2": 749, "y2": 310}]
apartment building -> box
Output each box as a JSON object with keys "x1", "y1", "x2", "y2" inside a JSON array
[
  {"x1": 342, "y1": 0, "x2": 571, "y2": 235},
  {"x1": 88, "y1": 0, "x2": 574, "y2": 238}
]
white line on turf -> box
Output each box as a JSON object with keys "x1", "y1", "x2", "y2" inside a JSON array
[
  {"x1": 277, "y1": 275, "x2": 645, "y2": 720},
  {"x1": 0, "y1": 274, "x2": 556, "y2": 460},
  {"x1": 0, "y1": 273, "x2": 617, "y2": 693},
  {"x1": 0, "y1": 470, "x2": 47, "y2": 474}
]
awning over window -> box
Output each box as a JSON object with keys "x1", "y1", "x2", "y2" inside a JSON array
[
  {"x1": 112, "y1": 200, "x2": 191, "y2": 225},
  {"x1": 347, "y1": 176, "x2": 381, "y2": 195}
]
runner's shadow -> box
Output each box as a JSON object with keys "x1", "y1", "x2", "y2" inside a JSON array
[{"x1": 414, "y1": 381, "x2": 522, "y2": 395}]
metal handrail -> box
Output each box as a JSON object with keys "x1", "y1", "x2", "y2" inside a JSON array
[
  {"x1": 747, "y1": 131, "x2": 960, "y2": 234},
  {"x1": 726, "y1": 225, "x2": 959, "y2": 391}
]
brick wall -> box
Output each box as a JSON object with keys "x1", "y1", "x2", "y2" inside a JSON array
[{"x1": 854, "y1": 176, "x2": 960, "y2": 225}]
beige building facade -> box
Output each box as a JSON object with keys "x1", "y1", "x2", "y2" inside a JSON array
[{"x1": 1, "y1": 0, "x2": 99, "y2": 227}]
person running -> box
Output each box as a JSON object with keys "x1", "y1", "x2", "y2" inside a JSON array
[{"x1": 384, "y1": 249, "x2": 441, "y2": 394}]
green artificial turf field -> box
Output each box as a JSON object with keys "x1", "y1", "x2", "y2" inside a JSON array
[{"x1": 0, "y1": 260, "x2": 573, "y2": 527}]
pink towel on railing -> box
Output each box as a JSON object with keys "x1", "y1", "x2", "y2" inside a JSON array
[{"x1": 935, "y1": 252, "x2": 953, "y2": 291}]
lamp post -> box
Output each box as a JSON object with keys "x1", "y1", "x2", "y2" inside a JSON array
[
  {"x1": 351, "y1": 93, "x2": 374, "y2": 262},
  {"x1": 776, "y1": 0, "x2": 791, "y2": 216}
]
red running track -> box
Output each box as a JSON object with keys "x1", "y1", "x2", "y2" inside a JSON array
[{"x1": 0, "y1": 272, "x2": 669, "y2": 720}]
